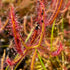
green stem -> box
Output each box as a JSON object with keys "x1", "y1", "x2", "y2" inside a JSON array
[
  {"x1": 62, "y1": 16, "x2": 64, "y2": 38},
  {"x1": 61, "y1": 16, "x2": 64, "y2": 69},
  {"x1": 14, "y1": 56, "x2": 25, "y2": 70},
  {"x1": 5, "y1": 65, "x2": 9, "y2": 70},
  {"x1": 51, "y1": 20, "x2": 55, "y2": 51},
  {"x1": 35, "y1": 49, "x2": 47, "y2": 70}
]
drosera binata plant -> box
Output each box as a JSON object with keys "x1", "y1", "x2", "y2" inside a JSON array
[
  {"x1": 3, "y1": 0, "x2": 70, "y2": 70},
  {"x1": 6, "y1": 2, "x2": 45, "y2": 67}
]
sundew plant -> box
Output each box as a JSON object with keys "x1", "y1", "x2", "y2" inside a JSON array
[{"x1": 0, "y1": 0, "x2": 70, "y2": 70}]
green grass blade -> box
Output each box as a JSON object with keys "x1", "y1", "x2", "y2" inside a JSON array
[
  {"x1": 51, "y1": 20, "x2": 56, "y2": 51},
  {"x1": 35, "y1": 49, "x2": 47, "y2": 70}
]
